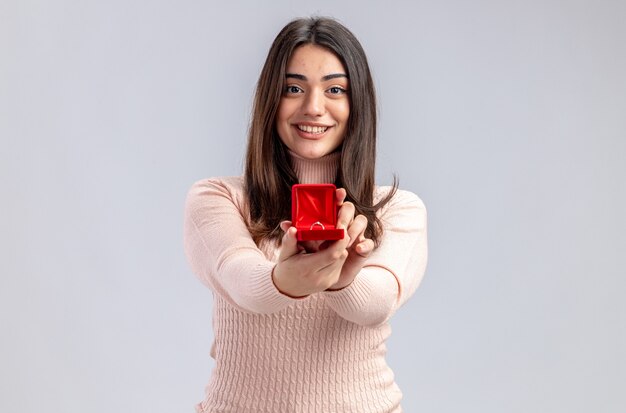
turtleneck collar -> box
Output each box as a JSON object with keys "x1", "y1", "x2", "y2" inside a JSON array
[{"x1": 288, "y1": 150, "x2": 340, "y2": 184}]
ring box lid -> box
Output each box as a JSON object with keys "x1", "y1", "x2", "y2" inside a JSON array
[{"x1": 291, "y1": 184, "x2": 345, "y2": 241}]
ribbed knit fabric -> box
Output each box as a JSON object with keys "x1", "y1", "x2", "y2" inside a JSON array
[
  {"x1": 289, "y1": 150, "x2": 338, "y2": 184},
  {"x1": 183, "y1": 151, "x2": 428, "y2": 413}
]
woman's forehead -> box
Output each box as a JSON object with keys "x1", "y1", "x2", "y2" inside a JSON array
[{"x1": 286, "y1": 44, "x2": 347, "y2": 78}]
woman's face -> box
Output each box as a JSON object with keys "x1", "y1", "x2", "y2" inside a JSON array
[{"x1": 276, "y1": 44, "x2": 350, "y2": 160}]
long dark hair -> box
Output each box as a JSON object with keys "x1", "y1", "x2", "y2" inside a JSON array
[{"x1": 245, "y1": 16, "x2": 397, "y2": 245}]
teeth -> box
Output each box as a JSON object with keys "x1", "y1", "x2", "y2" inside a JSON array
[{"x1": 298, "y1": 125, "x2": 328, "y2": 134}]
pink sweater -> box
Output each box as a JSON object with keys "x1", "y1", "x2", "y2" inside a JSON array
[{"x1": 183, "y1": 151, "x2": 428, "y2": 413}]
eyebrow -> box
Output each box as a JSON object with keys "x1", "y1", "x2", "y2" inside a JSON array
[{"x1": 286, "y1": 73, "x2": 349, "y2": 81}]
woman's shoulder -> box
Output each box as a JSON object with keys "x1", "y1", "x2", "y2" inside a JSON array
[
  {"x1": 373, "y1": 186, "x2": 427, "y2": 231},
  {"x1": 186, "y1": 176, "x2": 247, "y2": 210},
  {"x1": 374, "y1": 185, "x2": 426, "y2": 211},
  {"x1": 188, "y1": 176, "x2": 245, "y2": 191}
]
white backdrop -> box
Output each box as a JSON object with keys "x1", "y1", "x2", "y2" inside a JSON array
[{"x1": 1, "y1": 1, "x2": 625, "y2": 412}]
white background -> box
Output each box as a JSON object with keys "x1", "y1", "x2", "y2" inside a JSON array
[{"x1": 1, "y1": 0, "x2": 625, "y2": 412}]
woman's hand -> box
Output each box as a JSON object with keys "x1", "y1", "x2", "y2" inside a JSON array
[
  {"x1": 272, "y1": 188, "x2": 374, "y2": 297},
  {"x1": 327, "y1": 188, "x2": 375, "y2": 290},
  {"x1": 272, "y1": 218, "x2": 350, "y2": 298}
]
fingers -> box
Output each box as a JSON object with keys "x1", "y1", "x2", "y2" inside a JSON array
[
  {"x1": 313, "y1": 244, "x2": 349, "y2": 273},
  {"x1": 280, "y1": 220, "x2": 292, "y2": 233},
  {"x1": 335, "y1": 188, "x2": 347, "y2": 206},
  {"x1": 336, "y1": 201, "x2": 355, "y2": 231},
  {"x1": 335, "y1": 191, "x2": 368, "y2": 251},
  {"x1": 278, "y1": 226, "x2": 300, "y2": 261},
  {"x1": 354, "y1": 238, "x2": 375, "y2": 257},
  {"x1": 301, "y1": 240, "x2": 323, "y2": 253},
  {"x1": 346, "y1": 214, "x2": 367, "y2": 248},
  {"x1": 335, "y1": 189, "x2": 349, "y2": 240}
]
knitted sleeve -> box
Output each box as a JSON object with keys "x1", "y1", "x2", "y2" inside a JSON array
[
  {"x1": 183, "y1": 178, "x2": 297, "y2": 314},
  {"x1": 322, "y1": 189, "x2": 428, "y2": 327}
]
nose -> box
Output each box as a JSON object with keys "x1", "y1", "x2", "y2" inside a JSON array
[{"x1": 302, "y1": 88, "x2": 325, "y2": 117}]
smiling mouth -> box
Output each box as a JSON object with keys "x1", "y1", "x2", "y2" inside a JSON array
[{"x1": 297, "y1": 124, "x2": 329, "y2": 134}]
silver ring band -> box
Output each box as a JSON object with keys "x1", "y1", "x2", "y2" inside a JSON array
[{"x1": 309, "y1": 221, "x2": 325, "y2": 230}]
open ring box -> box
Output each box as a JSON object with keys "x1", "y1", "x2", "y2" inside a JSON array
[{"x1": 291, "y1": 184, "x2": 345, "y2": 241}]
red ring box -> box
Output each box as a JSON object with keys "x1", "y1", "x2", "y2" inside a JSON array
[{"x1": 291, "y1": 184, "x2": 345, "y2": 241}]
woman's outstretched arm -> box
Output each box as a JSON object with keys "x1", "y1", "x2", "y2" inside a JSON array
[
  {"x1": 323, "y1": 189, "x2": 428, "y2": 327},
  {"x1": 184, "y1": 177, "x2": 298, "y2": 314}
]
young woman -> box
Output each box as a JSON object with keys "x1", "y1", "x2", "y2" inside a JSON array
[{"x1": 184, "y1": 16, "x2": 428, "y2": 413}]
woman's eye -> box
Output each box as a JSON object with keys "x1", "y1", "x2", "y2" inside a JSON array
[
  {"x1": 285, "y1": 85, "x2": 303, "y2": 94},
  {"x1": 328, "y1": 87, "x2": 346, "y2": 95}
]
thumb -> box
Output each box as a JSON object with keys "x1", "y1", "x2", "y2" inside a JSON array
[
  {"x1": 280, "y1": 220, "x2": 292, "y2": 232},
  {"x1": 279, "y1": 227, "x2": 300, "y2": 261},
  {"x1": 336, "y1": 188, "x2": 347, "y2": 206}
]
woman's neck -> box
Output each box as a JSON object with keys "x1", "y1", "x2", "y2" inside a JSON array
[{"x1": 289, "y1": 150, "x2": 340, "y2": 184}]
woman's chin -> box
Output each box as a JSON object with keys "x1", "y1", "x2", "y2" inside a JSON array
[{"x1": 290, "y1": 143, "x2": 340, "y2": 160}]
